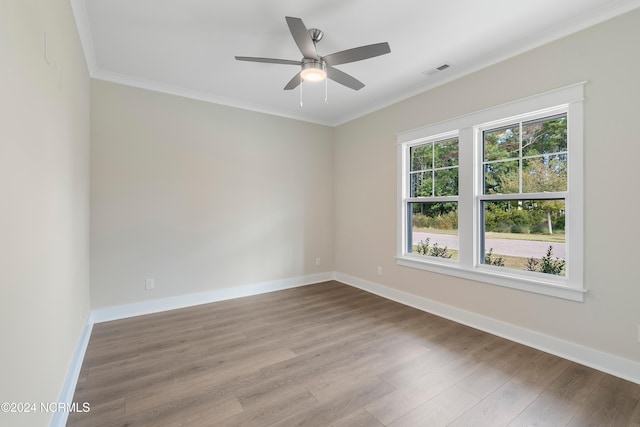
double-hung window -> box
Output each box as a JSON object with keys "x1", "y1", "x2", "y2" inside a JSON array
[{"x1": 397, "y1": 83, "x2": 585, "y2": 301}]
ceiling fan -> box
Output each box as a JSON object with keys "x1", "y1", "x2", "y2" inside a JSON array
[{"x1": 235, "y1": 16, "x2": 391, "y2": 91}]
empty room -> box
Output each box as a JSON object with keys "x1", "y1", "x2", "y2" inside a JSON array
[{"x1": 2, "y1": 0, "x2": 640, "y2": 426}]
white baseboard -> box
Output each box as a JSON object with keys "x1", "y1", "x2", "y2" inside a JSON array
[
  {"x1": 50, "y1": 316, "x2": 93, "y2": 427},
  {"x1": 91, "y1": 272, "x2": 335, "y2": 324},
  {"x1": 335, "y1": 272, "x2": 640, "y2": 385}
]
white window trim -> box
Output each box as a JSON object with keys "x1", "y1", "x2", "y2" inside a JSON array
[{"x1": 397, "y1": 82, "x2": 586, "y2": 302}]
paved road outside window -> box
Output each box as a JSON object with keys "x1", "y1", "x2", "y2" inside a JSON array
[{"x1": 413, "y1": 232, "x2": 565, "y2": 259}]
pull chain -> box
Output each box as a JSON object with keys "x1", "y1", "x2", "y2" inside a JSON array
[
  {"x1": 299, "y1": 75, "x2": 304, "y2": 107},
  {"x1": 299, "y1": 75, "x2": 329, "y2": 107},
  {"x1": 325, "y1": 76, "x2": 328, "y2": 104}
]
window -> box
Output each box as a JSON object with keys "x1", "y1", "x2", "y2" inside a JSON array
[
  {"x1": 480, "y1": 113, "x2": 567, "y2": 275},
  {"x1": 397, "y1": 83, "x2": 585, "y2": 301},
  {"x1": 406, "y1": 134, "x2": 459, "y2": 260}
]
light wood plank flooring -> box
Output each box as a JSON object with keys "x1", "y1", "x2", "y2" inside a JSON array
[{"x1": 68, "y1": 281, "x2": 640, "y2": 426}]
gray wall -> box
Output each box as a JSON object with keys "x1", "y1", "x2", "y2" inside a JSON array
[
  {"x1": 90, "y1": 80, "x2": 334, "y2": 308},
  {"x1": 0, "y1": 0, "x2": 91, "y2": 425},
  {"x1": 334, "y1": 9, "x2": 640, "y2": 362}
]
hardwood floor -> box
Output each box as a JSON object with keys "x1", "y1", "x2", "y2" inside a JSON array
[{"x1": 68, "y1": 281, "x2": 640, "y2": 426}]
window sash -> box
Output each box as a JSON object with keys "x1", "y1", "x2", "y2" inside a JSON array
[
  {"x1": 478, "y1": 197, "x2": 567, "y2": 276},
  {"x1": 406, "y1": 201, "x2": 459, "y2": 261}
]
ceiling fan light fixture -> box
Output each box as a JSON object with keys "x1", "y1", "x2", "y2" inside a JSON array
[{"x1": 300, "y1": 59, "x2": 327, "y2": 82}]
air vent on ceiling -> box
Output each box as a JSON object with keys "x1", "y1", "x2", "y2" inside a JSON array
[{"x1": 424, "y1": 63, "x2": 451, "y2": 76}]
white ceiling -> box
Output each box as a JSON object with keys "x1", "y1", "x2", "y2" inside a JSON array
[{"x1": 71, "y1": 0, "x2": 640, "y2": 126}]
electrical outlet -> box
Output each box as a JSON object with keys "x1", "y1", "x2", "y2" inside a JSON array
[
  {"x1": 377, "y1": 266, "x2": 383, "y2": 276},
  {"x1": 145, "y1": 278, "x2": 155, "y2": 290},
  {"x1": 315, "y1": 257, "x2": 321, "y2": 266}
]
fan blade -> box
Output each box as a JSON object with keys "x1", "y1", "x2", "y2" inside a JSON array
[
  {"x1": 323, "y1": 42, "x2": 390, "y2": 66},
  {"x1": 235, "y1": 56, "x2": 301, "y2": 66},
  {"x1": 285, "y1": 16, "x2": 318, "y2": 59},
  {"x1": 327, "y1": 67, "x2": 365, "y2": 91},
  {"x1": 284, "y1": 72, "x2": 302, "y2": 90}
]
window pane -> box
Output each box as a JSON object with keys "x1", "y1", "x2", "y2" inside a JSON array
[
  {"x1": 410, "y1": 171, "x2": 432, "y2": 197},
  {"x1": 434, "y1": 168, "x2": 458, "y2": 196},
  {"x1": 410, "y1": 145, "x2": 432, "y2": 171},
  {"x1": 483, "y1": 124, "x2": 519, "y2": 161},
  {"x1": 410, "y1": 139, "x2": 459, "y2": 198},
  {"x1": 434, "y1": 138, "x2": 459, "y2": 168},
  {"x1": 522, "y1": 154, "x2": 567, "y2": 193},
  {"x1": 522, "y1": 114, "x2": 567, "y2": 157},
  {"x1": 484, "y1": 160, "x2": 519, "y2": 194},
  {"x1": 408, "y1": 202, "x2": 458, "y2": 260},
  {"x1": 481, "y1": 199, "x2": 565, "y2": 276}
]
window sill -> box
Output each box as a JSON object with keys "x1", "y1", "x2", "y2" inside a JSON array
[{"x1": 396, "y1": 255, "x2": 585, "y2": 302}]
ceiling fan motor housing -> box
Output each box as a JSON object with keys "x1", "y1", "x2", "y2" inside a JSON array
[{"x1": 301, "y1": 58, "x2": 327, "y2": 81}]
